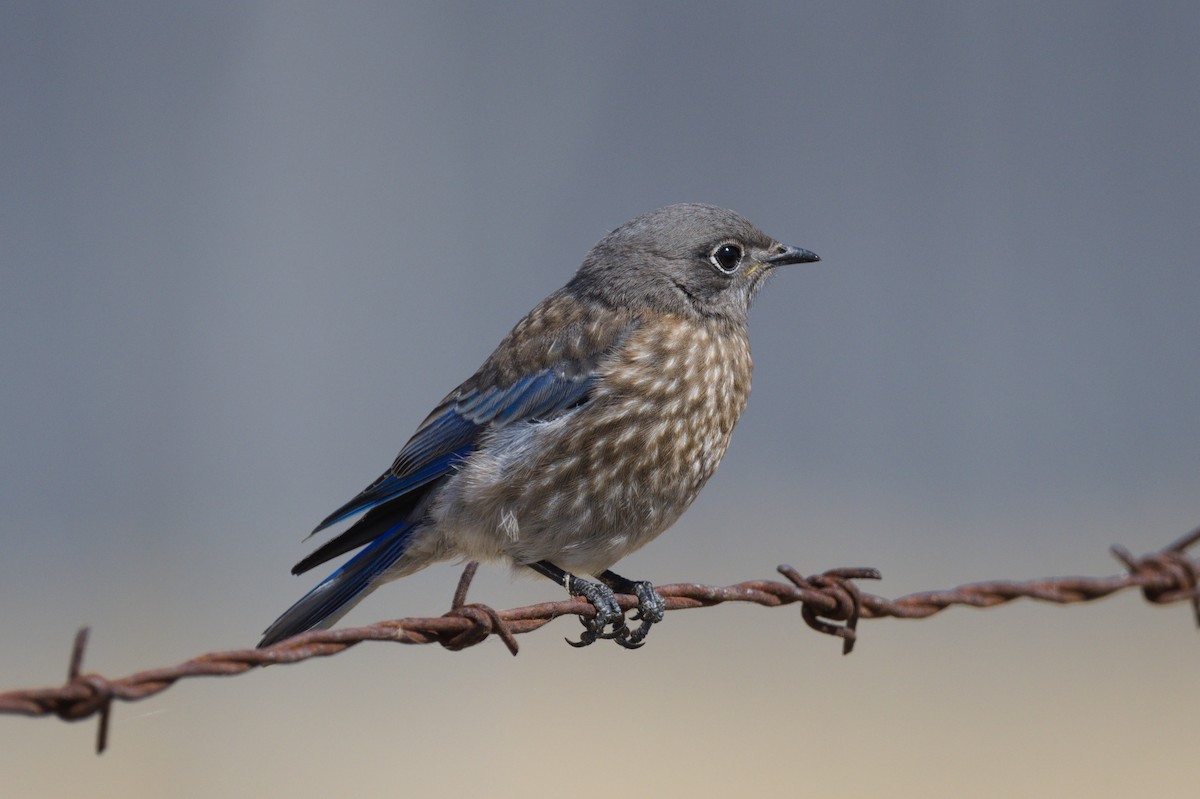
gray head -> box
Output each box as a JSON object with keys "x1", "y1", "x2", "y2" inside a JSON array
[{"x1": 569, "y1": 203, "x2": 819, "y2": 324}]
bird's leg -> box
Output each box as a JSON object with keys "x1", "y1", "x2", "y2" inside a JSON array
[
  {"x1": 528, "y1": 561, "x2": 629, "y2": 647},
  {"x1": 598, "y1": 570, "x2": 666, "y2": 649}
]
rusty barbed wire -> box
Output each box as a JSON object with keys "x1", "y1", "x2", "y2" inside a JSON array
[{"x1": 1, "y1": 527, "x2": 1197, "y2": 754}]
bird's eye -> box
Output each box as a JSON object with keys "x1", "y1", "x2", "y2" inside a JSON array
[{"x1": 710, "y1": 243, "x2": 743, "y2": 274}]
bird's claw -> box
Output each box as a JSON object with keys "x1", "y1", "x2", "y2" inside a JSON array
[
  {"x1": 564, "y1": 578, "x2": 627, "y2": 648},
  {"x1": 564, "y1": 576, "x2": 666, "y2": 649},
  {"x1": 621, "y1": 581, "x2": 665, "y2": 648}
]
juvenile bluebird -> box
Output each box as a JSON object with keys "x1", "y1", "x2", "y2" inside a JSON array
[{"x1": 259, "y1": 204, "x2": 819, "y2": 649}]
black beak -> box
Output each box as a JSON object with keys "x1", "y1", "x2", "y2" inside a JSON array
[{"x1": 763, "y1": 244, "x2": 821, "y2": 266}]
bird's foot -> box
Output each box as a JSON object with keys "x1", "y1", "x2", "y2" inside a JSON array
[
  {"x1": 596, "y1": 571, "x2": 666, "y2": 649},
  {"x1": 622, "y1": 580, "x2": 666, "y2": 649},
  {"x1": 564, "y1": 577, "x2": 629, "y2": 648}
]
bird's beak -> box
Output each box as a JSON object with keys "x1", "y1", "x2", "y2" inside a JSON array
[{"x1": 763, "y1": 244, "x2": 821, "y2": 266}]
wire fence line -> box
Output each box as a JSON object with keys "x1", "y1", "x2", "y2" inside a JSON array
[{"x1": 1, "y1": 527, "x2": 1197, "y2": 754}]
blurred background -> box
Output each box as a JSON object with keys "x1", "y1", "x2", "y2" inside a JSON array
[{"x1": 2, "y1": 2, "x2": 1197, "y2": 796}]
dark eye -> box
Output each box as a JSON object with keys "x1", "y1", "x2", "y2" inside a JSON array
[{"x1": 710, "y1": 242, "x2": 743, "y2": 273}]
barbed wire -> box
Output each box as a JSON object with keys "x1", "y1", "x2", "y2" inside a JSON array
[{"x1": 1, "y1": 526, "x2": 1197, "y2": 754}]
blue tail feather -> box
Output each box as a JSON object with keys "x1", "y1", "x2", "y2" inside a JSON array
[{"x1": 258, "y1": 520, "x2": 417, "y2": 647}]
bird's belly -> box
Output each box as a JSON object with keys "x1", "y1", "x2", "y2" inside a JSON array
[{"x1": 502, "y1": 429, "x2": 713, "y2": 573}]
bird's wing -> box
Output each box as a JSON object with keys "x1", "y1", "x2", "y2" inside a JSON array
[
  {"x1": 303, "y1": 293, "x2": 638, "y2": 543},
  {"x1": 308, "y1": 367, "x2": 598, "y2": 536},
  {"x1": 266, "y1": 349, "x2": 610, "y2": 641}
]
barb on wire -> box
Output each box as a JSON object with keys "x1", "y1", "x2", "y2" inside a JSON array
[{"x1": 1, "y1": 527, "x2": 1197, "y2": 754}]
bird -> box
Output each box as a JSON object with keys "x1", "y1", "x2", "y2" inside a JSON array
[{"x1": 258, "y1": 203, "x2": 820, "y2": 649}]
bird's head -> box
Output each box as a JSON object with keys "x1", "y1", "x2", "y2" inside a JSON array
[{"x1": 570, "y1": 203, "x2": 819, "y2": 324}]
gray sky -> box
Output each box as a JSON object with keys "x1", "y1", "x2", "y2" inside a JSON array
[{"x1": 3, "y1": 3, "x2": 1198, "y2": 796}]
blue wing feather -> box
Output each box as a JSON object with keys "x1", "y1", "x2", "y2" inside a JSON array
[
  {"x1": 310, "y1": 367, "x2": 595, "y2": 536},
  {"x1": 311, "y1": 415, "x2": 478, "y2": 533}
]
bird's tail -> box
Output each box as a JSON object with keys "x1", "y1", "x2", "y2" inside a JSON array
[{"x1": 258, "y1": 520, "x2": 418, "y2": 648}]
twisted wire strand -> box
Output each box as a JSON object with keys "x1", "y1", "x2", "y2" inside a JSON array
[{"x1": 1, "y1": 527, "x2": 1197, "y2": 754}]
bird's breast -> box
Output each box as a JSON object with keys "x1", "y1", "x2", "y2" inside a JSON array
[
  {"x1": 531, "y1": 315, "x2": 753, "y2": 558},
  {"x1": 591, "y1": 314, "x2": 753, "y2": 502}
]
